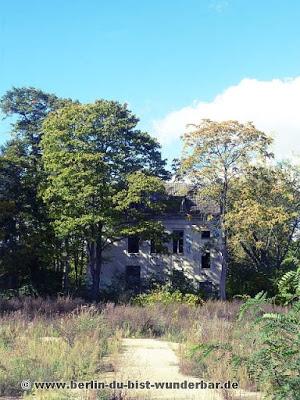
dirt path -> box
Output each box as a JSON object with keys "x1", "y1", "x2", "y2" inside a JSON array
[{"x1": 105, "y1": 338, "x2": 222, "y2": 399}]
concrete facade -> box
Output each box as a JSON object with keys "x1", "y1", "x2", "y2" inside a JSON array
[{"x1": 101, "y1": 214, "x2": 222, "y2": 296}]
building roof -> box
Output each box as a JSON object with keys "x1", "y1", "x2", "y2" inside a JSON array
[{"x1": 164, "y1": 181, "x2": 220, "y2": 216}]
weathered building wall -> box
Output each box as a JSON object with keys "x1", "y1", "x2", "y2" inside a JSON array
[{"x1": 100, "y1": 216, "x2": 222, "y2": 295}]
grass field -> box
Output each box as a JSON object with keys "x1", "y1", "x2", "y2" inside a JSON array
[{"x1": 0, "y1": 297, "x2": 292, "y2": 400}]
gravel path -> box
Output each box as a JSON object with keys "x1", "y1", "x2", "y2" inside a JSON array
[{"x1": 106, "y1": 338, "x2": 222, "y2": 400}]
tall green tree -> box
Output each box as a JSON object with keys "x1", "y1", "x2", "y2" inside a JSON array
[
  {"x1": 1, "y1": 87, "x2": 71, "y2": 157},
  {"x1": 181, "y1": 119, "x2": 272, "y2": 299},
  {"x1": 0, "y1": 87, "x2": 72, "y2": 292},
  {"x1": 41, "y1": 100, "x2": 169, "y2": 299}
]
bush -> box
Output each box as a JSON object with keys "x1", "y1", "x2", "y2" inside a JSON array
[
  {"x1": 132, "y1": 286, "x2": 203, "y2": 306},
  {"x1": 183, "y1": 293, "x2": 298, "y2": 399},
  {"x1": 238, "y1": 295, "x2": 300, "y2": 399}
]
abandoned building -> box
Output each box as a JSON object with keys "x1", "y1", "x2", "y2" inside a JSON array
[{"x1": 101, "y1": 182, "x2": 223, "y2": 297}]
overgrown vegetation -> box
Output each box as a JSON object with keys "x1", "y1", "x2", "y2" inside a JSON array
[
  {"x1": 239, "y1": 295, "x2": 300, "y2": 399},
  {"x1": 0, "y1": 295, "x2": 298, "y2": 399},
  {"x1": 276, "y1": 264, "x2": 300, "y2": 304},
  {"x1": 184, "y1": 295, "x2": 300, "y2": 399},
  {"x1": 0, "y1": 304, "x2": 122, "y2": 399},
  {"x1": 132, "y1": 286, "x2": 202, "y2": 306}
]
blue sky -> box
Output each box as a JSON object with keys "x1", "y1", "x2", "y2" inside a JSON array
[{"x1": 1, "y1": 0, "x2": 300, "y2": 163}]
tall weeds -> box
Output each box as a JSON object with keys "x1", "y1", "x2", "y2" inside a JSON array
[
  {"x1": 0, "y1": 306, "x2": 121, "y2": 398},
  {"x1": 0, "y1": 297, "x2": 291, "y2": 400}
]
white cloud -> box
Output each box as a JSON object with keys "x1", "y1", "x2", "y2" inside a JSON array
[{"x1": 153, "y1": 77, "x2": 300, "y2": 161}]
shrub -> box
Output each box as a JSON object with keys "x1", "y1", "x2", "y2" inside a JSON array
[
  {"x1": 238, "y1": 296, "x2": 300, "y2": 399},
  {"x1": 0, "y1": 295, "x2": 86, "y2": 316},
  {"x1": 183, "y1": 293, "x2": 298, "y2": 399},
  {"x1": 132, "y1": 286, "x2": 202, "y2": 306}
]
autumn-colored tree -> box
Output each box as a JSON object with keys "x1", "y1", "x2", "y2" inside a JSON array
[
  {"x1": 226, "y1": 163, "x2": 300, "y2": 295},
  {"x1": 181, "y1": 119, "x2": 272, "y2": 299}
]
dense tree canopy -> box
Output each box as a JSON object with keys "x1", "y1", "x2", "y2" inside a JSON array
[
  {"x1": 0, "y1": 88, "x2": 72, "y2": 292},
  {"x1": 41, "y1": 100, "x2": 168, "y2": 299},
  {"x1": 0, "y1": 88, "x2": 169, "y2": 298}
]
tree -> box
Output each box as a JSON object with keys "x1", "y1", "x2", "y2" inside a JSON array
[
  {"x1": 0, "y1": 87, "x2": 73, "y2": 293},
  {"x1": 41, "y1": 100, "x2": 169, "y2": 300},
  {"x1": 0, "y1": 139, "x2": 63, "y2": 293},
  {"x1": 181, "y1": 119, "x2": 272, "y2": 299},
  {"x1": 226, "y1": 163, "x2": 300, "y2": 296},
  {"x1": 0, "y1": 87, "x2": 72, "y2": 157}
]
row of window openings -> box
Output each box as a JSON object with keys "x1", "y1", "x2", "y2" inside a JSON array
[
  {"x1": 128, "y1": 230, "x2": 211, "y2": 254},
  {"x1": 127, "y1": 265, "x2": 216, "y2": 292},
  {"x1": 127, "y1": 231, "x2": 211, "y2": 268},
  {"x1": 126, "y1": 255, "x2": 211, "y2": 291}
]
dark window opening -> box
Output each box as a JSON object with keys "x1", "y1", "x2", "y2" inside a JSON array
[
  {"x1": 128, "y1": 235, "x2": 139, "y2": 253},
  {"x1": 202, "y1": 251, "x2": 211, "y2": 268},
  {"x1": 125, "y1": 265, "x2": 141, "y2": 292},
  {"x1": 173, "y1": 230, "x2": 184, "y2": 254},
  {"x1": 199, "y1": 281, "x2": 213, "y2": 295},
  {"x1": 150, "y1": 239, "x2": 160, "y2": 254},
  {"x1": 201, "y1": 230, "x2": 211, "y2": 239}
]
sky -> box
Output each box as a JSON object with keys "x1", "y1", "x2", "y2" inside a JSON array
[{"x1": 1, "y1": 0, "x2": 300, "y2": 164}]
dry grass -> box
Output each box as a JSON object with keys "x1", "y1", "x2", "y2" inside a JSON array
[
  {"x1": 0, "y1": 297, "x2": 287, "y2": 399},
  {"x1": 0, "y1": 306, "x2": 121, "y2": 399},
  {"x1": 0, "y1": 296, "x2": 87, "y2": 316},
  {"x1": 102, "y1": 300, "x2": 245, "y2": 341}
]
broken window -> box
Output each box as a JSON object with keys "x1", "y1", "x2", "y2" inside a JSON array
[
  {"x1": 125, "y1": 265, "x2": 141, "y2": 292},
  {"x1": 128, "y1": 235, "x2": 139, "y2": 254},
  {"x1": 173, "y1": 230, "x2": 184, "y2": 254},
  {"x1": 201, "y1": 251, "x2": 211, "y2": 268},
  {"x1": 201, "y1": 230, "x2": 211, "y2": 239},
  {"x1": 150, "y1": 239, "x2": 159, "y2": 254}
]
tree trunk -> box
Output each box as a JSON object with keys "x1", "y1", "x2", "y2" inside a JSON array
[
  {"x1": 62, "y1": 238, "x2": 70, "y2": 293},
  {"x1": 219, "y1": 228, "x2": 228, "y2": 300},
  {"x1": 219, "y1": 187, "x2": 228, "y2": 301},
  {"x1": 78, "y1": 245, "x2": 85, "y2": 288},
  {"x1": 87, "y1": 226, "x2": 103, "y2": 301},
  {"x1": 74, "y1": 251, "x2": 79, "y2": 288}
]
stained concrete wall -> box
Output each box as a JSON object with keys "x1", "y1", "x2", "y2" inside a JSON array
[{"x1": 100, "y1": 216, "x2": 222, "y2": 293}]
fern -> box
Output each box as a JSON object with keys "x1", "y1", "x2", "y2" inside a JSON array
[
  {"x1": 238, "y1": 291, "x2": 268, "y2": 321},
  {"x1": 242, "y1": 299, "x2": 300, "y2": 399},
  {"x1": 277, "y1": 266, "x2": 300, "y2": 305}
]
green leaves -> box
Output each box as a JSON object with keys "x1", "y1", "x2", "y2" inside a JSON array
[
  {"x1": 227, "y1": 164, "x2": 300, "y2": 276},
  {"x1": 42, "y1": 101, "x2": 168, "y2": 181},
  {"x1": 41, "y1": 100, "x2": 168, "y2": 238},
  {"x1": 0, "y1": 88, "x2": 169, "y2": 297},
  {"x1": 277, "y1": 266, "x2": 300, "y2": 305},
  {"x1": 244, "y1": 301, "x2": 300, "y2": 399},
  {"x1": 40, "y1": 99, "x2": 169, "y2": 297},
  {"x1": 114, "y1": 171, "x2": 166, "y2": 212},
  {"x1": 182, "y1": 119, "x2": 273, "y2": 183},
  {"x1": 180, "y1": 119, "x2": 274, "y2": 299},
  {"x1": 0, "y1": 87, "x2": 73, "y2": 156},
  {"x1": 237, "y1": 291, "x2": 268, "y2": 321}
]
